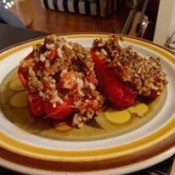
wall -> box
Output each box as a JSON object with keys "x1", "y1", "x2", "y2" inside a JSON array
[{"x1": 153, "y1": 0, "x2": 175, "y2": 45}]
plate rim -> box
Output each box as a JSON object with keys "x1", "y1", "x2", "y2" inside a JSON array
[
  {"x1": 0, "y1": 33, "x2": 175, "y2": 174},
  {"x1": 0, "y1": 142, "x2": 174, "y2": 175}
]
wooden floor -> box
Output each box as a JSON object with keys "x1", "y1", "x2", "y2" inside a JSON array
[{"x1": 11, "y1": 0, "x2": 128, "y2": 35}]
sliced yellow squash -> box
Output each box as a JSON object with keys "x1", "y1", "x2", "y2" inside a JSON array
[
  {"x1": 105, "y1": 110, "x2": 131, "y2": 124},
  {"x1": 9, "y1": 78, "x2": 24, "y2": 91},
  {"x1": 95, "y1": 113, "x2": 117, "y2": 129},
  {"x1": 10, "y1": 91, "x2": 28, "y2": 107},
  {"x1": 55, "y1": 122, "x2": 72, "y2": 132},
  {"x1": 128, "y1": 103, "x2": 149, "y2": 117}
]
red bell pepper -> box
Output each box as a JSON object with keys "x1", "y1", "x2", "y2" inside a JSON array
[
  {"x1": 27, "y1": 93, "x2": 44, "y2": 117},
  {"x1": 18, "y1": 51, "x2": 73, "y2": 120},
  {"x1": 44, "y1": 98, "x2": 73, "y2": 120},
  {"x1": 91, "y1": 50, "x2": 136, "y2": 109},
  {"x1": 47, "y1": 48, "x2": 58, "y2": 63},
  {"x1": 18, "y1": 52, "x2": 34, "y2": 89}
]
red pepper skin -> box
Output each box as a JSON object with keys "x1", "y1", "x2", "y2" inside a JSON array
[
  {"x1": 18, "y1": 67, "x2": 28, "y2": 89},
  {"x1": 18, "y1": 52, "x2": 34, "y2": 89},
  {"x1": 18, "y1": 51, "x2": 74, "y2": 120},
  {"x1": 44, "y1": 99, "x2": 73, "y2": 120},
  {"x1": 91, "y1": 51, "x2": 136, "y2": 109},
  {"x1": 27, "y1": 92, "x2": 73, "y2": 120},
  {"x1": 27, "y1": 93, "x2": 44, "y2": 117},
  {"x1": 138, "y1": 90, "x2": 158, "y2": 103},
  {"x1": 47, "y1": 48, "x2": 58, "y2": 63},
  {"x1": 150, "y1": 90, "x2": 158, "y2": 100}
]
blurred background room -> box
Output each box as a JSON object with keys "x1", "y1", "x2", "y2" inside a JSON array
[
  {"x1": 0, "y1": 1, "x2": 175, "y2": 175},
  {"x1": 0, "y1": 0, "x2": 175, "y2": 50},
  {"x1": 0, "y1": 0, "x2": 175, "y2": 49},
  {"x1": 0, "y1": 0, "x2": 163, "y2": 40}
]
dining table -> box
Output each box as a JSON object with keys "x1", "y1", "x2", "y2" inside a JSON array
[{"x1": 0, "y1": 23, "x2": 174, "y2": 175}]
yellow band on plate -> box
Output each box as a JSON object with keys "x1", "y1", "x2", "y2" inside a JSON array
[{"x1": 0, "y1": 34, "x2": 175, "y2": 162}]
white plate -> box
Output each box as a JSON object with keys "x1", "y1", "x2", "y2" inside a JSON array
[{"x1": 0, "y1": 34, "x2": 175, "y2": 175}]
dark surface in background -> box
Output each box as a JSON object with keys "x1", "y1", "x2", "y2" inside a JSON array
[
  {"x1": 135, "y1": 0, "x2": 160, "y2": 41},
  {"x1": 0, "y1": 23, "x2": 47, "y2": 50}
]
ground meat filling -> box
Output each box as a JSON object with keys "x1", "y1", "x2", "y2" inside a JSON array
[
  {"x1": 92, "y1": 34, "x2": 168, "y2": 99},
  {"x1": 19, "y1": 35, "x2": 104, "y2": 128}
]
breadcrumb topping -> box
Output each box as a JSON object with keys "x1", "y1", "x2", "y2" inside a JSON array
[
  {"x1": 92, "y1": 34, "x2": 168, "y2": 98},
  {"x1": 19, "y1": 35, "x2": 104, "y2": 127}
]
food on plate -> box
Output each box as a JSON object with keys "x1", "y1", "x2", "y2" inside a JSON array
[
  {"x1": 128, "y1": 103, "x2": 149, "y2": 117},
  {"x1": 9, "y1": 78, "x2": 25, "y2": 91},
  {"x1": 55, "y1": 122, "x2": 72, "y2": 132},
  {"x1": 105, "y1": 110, "x2": 131, "y2": 124},
  {"x1": 91, "y1": 34, "x2": 168, "y2": 104},
  {"x1": 91, "y1": 50, "x2": 136, "y2": 109},
  {"x1": 10, "y1": 91, "x2": 27, "y2": 108},
  {"x1": 18, "y1": 35, "x2": 104, "y2": 128},
  {"x1": 17, "y1": 34, "x2": 167, "y2": 130}
]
